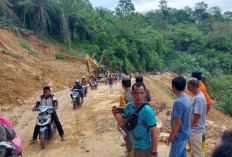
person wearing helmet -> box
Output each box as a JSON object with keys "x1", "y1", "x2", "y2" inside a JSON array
[
  {"x1": 71, "y1": 80, "x2": 83, "y2": 101},
  {"x1": 81, "y1": 76, "x2": 88, "y2": 95}
]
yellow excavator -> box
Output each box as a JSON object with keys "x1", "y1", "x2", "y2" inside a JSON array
[{"x1": 85, "y1": 52, "x2": 109, "y2": 83}]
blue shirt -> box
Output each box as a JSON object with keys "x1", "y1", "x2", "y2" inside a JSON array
[
  {"x1": 122, "y1": 101, "x2": 157, "y2": 149},
  {"x1": 170, "y1": 94, "x2": 191, "y2": 139}
]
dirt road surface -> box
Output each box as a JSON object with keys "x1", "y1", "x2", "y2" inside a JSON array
[{"x1": 4, "y1": 82, "x2": 168, "y2": 157}]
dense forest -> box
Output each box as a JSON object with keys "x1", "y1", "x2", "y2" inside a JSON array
[{"x1": 1, "y1": 0, "x2": 232, "y2": 115}]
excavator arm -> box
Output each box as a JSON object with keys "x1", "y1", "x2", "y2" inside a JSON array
[{"x1": 85, "y1": 54, "x2": 99, "y2": 75}]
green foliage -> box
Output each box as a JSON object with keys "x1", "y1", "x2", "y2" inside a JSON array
[
  {"x1": 19, "y1": 40, "x2": 39, "y2": 58},
  {"x1": 55, "y1": 52, "x2": 65, "y2": 60},
  {"x1": 115, "y1": 0, "x2": 135, "y2": 17},
  {"x1": 0, "y1": 49, "x2": 16, "y2": 57},
  {"x1": 215, "y1": 93, "x2": 232, "y2": 116},
  {"x1": 170, "y1": 24, "x2": 204, "y2": 51},
  {"x1": 207, "y1": 79, "x2": 227, "y2": 101}
]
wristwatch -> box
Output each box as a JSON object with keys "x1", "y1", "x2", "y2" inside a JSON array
[{"x1": 151, "y1": 151, "x2": 158, "y2": 156}]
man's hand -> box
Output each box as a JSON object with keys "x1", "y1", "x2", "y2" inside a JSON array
[
  {"x1": 112, "y1": 106, "x2": 118, "y2": 115},
  {"x1": 32, "y1": 107, "x2": 36, "y2": 112},
  {"x1": 54, "y1": 106, "x2": 58, "y2": 110},
  {"x1": 167, "y1": 135, "x2": 174, "y2": 144}
]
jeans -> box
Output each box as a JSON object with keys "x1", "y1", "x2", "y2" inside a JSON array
[
  {"x1": 169, "y1": 137, "x2": 190, "y2": 157},
  {"x1": 33, "y1": 111, "x2": 64, "y2": 139}
]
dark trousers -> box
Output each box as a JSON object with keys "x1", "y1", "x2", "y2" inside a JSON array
[{"x1": 33, "y1": 111, "x2": 64, "y2": 139}]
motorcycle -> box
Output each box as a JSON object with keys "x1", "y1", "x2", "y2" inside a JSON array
[
  {"x1": 36, "y1": 106, "x2": 56, "y2": 149},
  {"x1": 81, "y1": 85, "x2": 87, "y2": 97},
  {"x1": 0, "y1": 141, "x2": 17, "y2": 157},
  {"x1": 90, "y1": 80, "x2": 98, "y2": 90},
  {"x1": 71, "y1": 89, "x2": 83, "y2": 109}
]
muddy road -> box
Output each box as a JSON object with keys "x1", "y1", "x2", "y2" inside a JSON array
[{"x1": 1, "y1": 82, "x2": 168, "y2": 157}]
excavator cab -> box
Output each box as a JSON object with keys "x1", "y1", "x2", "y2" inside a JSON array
[
  {"x1": 99, "y1": 66, "x2": 108, "y2": 76},
  {"x1": 85, "y1": 54, "x2": 109, "y2": 83}
]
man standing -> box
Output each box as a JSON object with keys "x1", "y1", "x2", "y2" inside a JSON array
[
  {"x1": 191, "y1": 71, "x2": 212, "y2": 153},
  {"x1": 191, "y1": 71, "x2": 212, "y2": 114},
  {"x1": 135, "y1": 76, "x2": 152, "y2": 102},
  {"x1": 112, "y1": 82, "x2": 158, "y2": 157},
  {"x1": 118, "y1": 78, "x2": 133, "y2": 156},
  {"x1": 108, "y1": 75, "x2": 114, "y2": 93},
  {"x1": 168, "y1": 77, "x2": 191, "y2": 157},
  {"x1": 187, "y1": 78, "x2": 207, "y2": 157}
]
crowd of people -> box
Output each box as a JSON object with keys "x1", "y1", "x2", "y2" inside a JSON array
[
  {"x1": 112, "y1": 71, "x2": 231, "y2": 157},
  {"x1": 1, "y1": 71, "x2": 231, "y2": 157}
]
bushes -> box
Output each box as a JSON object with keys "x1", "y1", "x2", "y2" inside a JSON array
[
  {"x1": 19, "y1": 40, "x2": 39, "y2": 58},
  {"x1": 214, "y1": 94, "x2": 232, "y2": 116},
  {"x1": 55, "y1": 53, "x2": 65, "y2": 60},
  {"x1": 0, "y1": 49, "x2": 16, "y2": 57}
]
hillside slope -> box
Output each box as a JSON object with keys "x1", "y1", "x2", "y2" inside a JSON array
[{"x1": 0, "y1": 28, "x2": 87, "y2": 107}]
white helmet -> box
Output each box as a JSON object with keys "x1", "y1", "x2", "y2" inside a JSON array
[
  {"x1": 82, "y1": 76, "x2": 85, "y2": 79},
  {"x1": 75, "y1": 80, "x2": 80, "y2": 83}
]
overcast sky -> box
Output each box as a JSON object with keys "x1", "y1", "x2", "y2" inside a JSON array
[{"x1": 89, "y1": 0, "x2": 232, "y2": 13}]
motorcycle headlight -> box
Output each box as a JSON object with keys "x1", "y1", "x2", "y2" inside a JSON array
[
  {"x1": 37, "y1": 116, "x2": 51, "y2": 126},
  {"x1": 47, "y1": 110, "x2": 53, "y2": 114}
]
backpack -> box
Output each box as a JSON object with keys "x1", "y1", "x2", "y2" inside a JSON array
[
  {"x1": 124, "y1": 102, "x2": 147, "y2": 131},
  {"x1": 10, "y1": 134, "x2": 22, "y2": 155},
  {"x1": 0, "y1": 118, "x2": 12, "y2": 129},
  {"x1": 2, "y1": 125, "x2": 16, "y2": 141}
]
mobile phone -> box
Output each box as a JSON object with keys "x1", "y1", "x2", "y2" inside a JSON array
[{"x1": 117, "y1": 108, "x2": 124, "y2": 113}]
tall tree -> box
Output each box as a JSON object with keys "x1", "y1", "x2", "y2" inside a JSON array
[
  {"x1": 18, "y1": 0, "x2": 55, "y2": 34},
  {"x1": 0, "y1": 0, "x2": 22, "y2": 26},
  {"x1": 159, "y1": 0, "x2": 169, "y2": 20},
  {"x1": 115, "y1": 0, "x2": 135, "y2": 18},
  {"x1": 194, "y1": 1, "x2": 209, "y2": 21}
]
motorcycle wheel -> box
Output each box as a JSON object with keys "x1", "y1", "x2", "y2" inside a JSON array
[
  {"x1": 40, "y1": 130, "x2": 47, "y2": 149},
  {"x1": 73, "y1": 100, "x2": 77, "y2": 110},
  {"x1": 77, "y1": 98, "x2": 80, "y2": 106}
]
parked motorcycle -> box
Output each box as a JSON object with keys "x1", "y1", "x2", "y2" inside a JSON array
[
  {"x1": 71, "y1": 89, "x2": 83, "y2": 109},
  {"x1": 36, "y1": 106, "x2": 56, "y2": 149},
  {"x1": 0, "y1": 141, "x2": 17, "y2": 157},
  {"x1": 90, "y1": 80, "x2": 98, "y2": 90}
]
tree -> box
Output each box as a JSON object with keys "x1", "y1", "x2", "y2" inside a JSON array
[
  {"x1": 0, "y1": 0, "x2": 22, "y2": 27},
  {"x1": 159, "y1": 0, "x2": 169, "y2": 20},
  {"x1": 224, "y1": 11, "x2": 232, "y2": 22},
  {"x1": 209, "y1": 6, "x2": 223, "y2": 21},
  {"x1": 115, "y1": 0, "x2": 135, "y2": 18},
  {"x1": 194, "y1": 1, "x2": 209, "y2": 21},
  {"x1": 18, "y1": 0, "x2": 56, "y2": 34}
]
